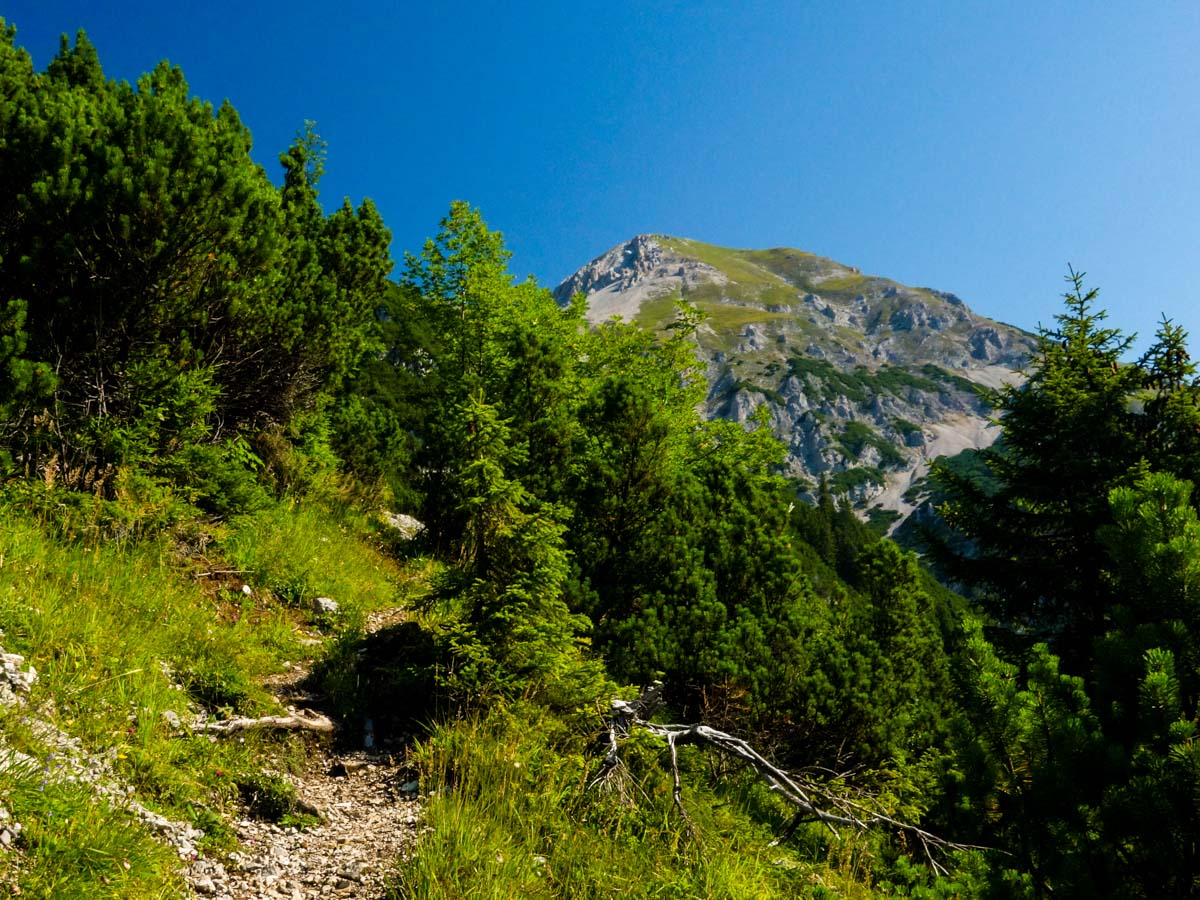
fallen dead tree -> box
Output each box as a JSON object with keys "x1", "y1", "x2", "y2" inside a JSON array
[
  {"x1": 591, "y1": 682, "x2": 989, "y2": 874},
  {"x1": 190, "y1": 711, "x2": 335, "y2": 736}
]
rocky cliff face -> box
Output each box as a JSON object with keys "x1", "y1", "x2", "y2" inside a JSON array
[{"x1": 554, "y1": 235, "x2": 1036, "y2": 521}]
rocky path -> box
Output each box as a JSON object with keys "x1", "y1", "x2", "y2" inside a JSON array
[
  {"x1": 186, "y1": 748, "x2": 423, "y2": 899},
  {"x1": 3, "y1": 607, "x2": 424, "y2": 899},
  {"x1": 185, "y1": 608, "x2": 424, "y2": 899}
]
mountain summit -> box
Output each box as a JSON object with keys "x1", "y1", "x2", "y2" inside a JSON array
[{"x1": 555, "y1": 235, "x2": 1036, "y2": 522}]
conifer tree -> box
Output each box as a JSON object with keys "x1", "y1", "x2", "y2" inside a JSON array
[
  {"x1": 0, "y1": 28, "x2": 390, "y2": 504},
  {"x1": 1137, "y1": 316, "x2": 1200, "y2": 487},
  {"x1": 933, "y1": 269, "x2": 1141, "y2": 660}
]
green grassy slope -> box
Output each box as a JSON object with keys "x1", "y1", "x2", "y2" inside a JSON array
[{"x1": 0, "y1": 490, "x2": 411, "y2": 897}]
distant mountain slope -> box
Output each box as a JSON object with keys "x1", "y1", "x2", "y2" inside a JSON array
[{"x1": 555, "y1": 235, "x2": 1036, "y2": 521}]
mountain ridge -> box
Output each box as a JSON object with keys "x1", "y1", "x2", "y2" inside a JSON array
[{"x1": 555, "y1": 234, "x2": 1036, "y2": 522}]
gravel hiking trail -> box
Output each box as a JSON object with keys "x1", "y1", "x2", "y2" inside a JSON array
[{"x1": 185, "y1": 606, "x2": 424, "y2": 900}]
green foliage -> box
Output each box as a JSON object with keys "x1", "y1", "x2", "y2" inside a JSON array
[
  {"x1": 0, "y1": 499, "x2": 294, "y2": 883},
  {"x1": 392, "y1": 212, "x2": 964, "y2": 879},
  {"x1": 436, "y1": 393, "x2": 599, "y2": 706},
  {"x1": 919, "y1": 364, "x2": 982, "y2": 395},
  {"x1": 785, "y1": 358, "x2": 970, "y2": 422},
  {"x1": 1135, "y1": 315, "x2": 1200, "y2": 488},
  {"x1": 0, "y1": 474, "x2": 429, "y2": 889},
  {"x1": 931, "y1": 275, "x2": 1200, "y2": 896},
  {"x1": 329, "y1": 281, "x2": 437, "y2": 508},
  {"x1": 0, "y1": 764, "x2": 184, "y2": 898},
  {"x1": 402, "y1": 201, "x2": 587, "y2": 551},
  {"x1": 865, "y1": 505, "x2": 902, "y2": 535},
  {"x1": 788, "y1": 356, "x2": 872, "y2": 403},
  {"x1": 828, "y1": 465, "x2": 886, "y2": 495},
  {"x1": 0, "y1": 27, "x2": 390, "y2": 506},
  {"x1": 5, "y1": 23, "x2": 1138, "y2": 894},
  {"x1": 219, "y1": 499, "x2": 404, "y2": 618},
  {"x1": 838, "y1": 421, "x2": 905, "y2": 469},
  {"x1": 932, "y1": 269, "x2": 1143, "y2": 659},
  {"x1": 234, "y1": 770, "x2": 318, "y2": 826}
]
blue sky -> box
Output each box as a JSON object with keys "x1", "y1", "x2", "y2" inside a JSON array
[{"x1": 6, "y1": 1, "x2": 1200, "y2": 353}]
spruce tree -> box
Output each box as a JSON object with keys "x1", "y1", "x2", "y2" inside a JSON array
[{"x1": 933, "y1": 269, "x2": 1142, "y2": 661}]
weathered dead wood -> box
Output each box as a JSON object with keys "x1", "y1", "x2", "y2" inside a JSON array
[
  {"x1": 191, "y1": 712, "x2": 334, "y2": 736},
  {"x1": 594, "y1": 682, "x2": 990, "y2": 874}
]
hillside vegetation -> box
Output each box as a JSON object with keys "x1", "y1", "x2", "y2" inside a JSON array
[{"x1": 2, "y1": 22, "x2": 1200, "y2": 899}]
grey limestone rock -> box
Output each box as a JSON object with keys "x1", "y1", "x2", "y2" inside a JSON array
[
  {"x1": 380, "y1": 511, "x2": 425, "y2": 540},
  {"x1": 313, "y1": 597, "x2": 339, "y2": 616}
]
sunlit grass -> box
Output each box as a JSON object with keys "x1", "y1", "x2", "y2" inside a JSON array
[
  {"x1": 697, "y1": 302, "x2": 791, "y2": 332},
  {"x1": 391, "y1": 704, "x2": 850, "y2": 899},
  {"x1": 809, "y1": 273, "x2": 869, "y2": 293},
  {"x1": 220, "y1": 499, "x2": 410, "y2": 623},
  {"x1": 659, "y1": 237, "x2": 786, "y2": 288},
  {"x1": 0, "y1": 490, "x2": 420, "y2": 897},
  {"x1": 0, "y1": 758, "x2": 184, "y2": 899}
]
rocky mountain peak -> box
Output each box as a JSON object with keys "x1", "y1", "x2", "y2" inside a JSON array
[
  {"x1": 556, "y1": 235, "x2": 1037, "y2": 525},
  {"x1": 553, "y1": 235, "x2": 728, "y2": 324}
]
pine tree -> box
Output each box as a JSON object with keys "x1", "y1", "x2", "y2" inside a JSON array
[
  {"x1": 1137, "y1": 316, "x2": 1200, "y2": 488},
  {"x1": 933, "y1": 269, "x2": 1142, "y2": 661}
]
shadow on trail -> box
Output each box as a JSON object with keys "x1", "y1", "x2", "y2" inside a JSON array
[{"x1": 306, "y1": 619, "x2": 455, "y2": 753}]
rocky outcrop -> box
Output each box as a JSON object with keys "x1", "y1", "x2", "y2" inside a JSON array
[
  {"x1": 556, "y1": 235, "x2": 1035, "y2": 517},
  {"x1": 553, "y1": 235, "x2": 728, "y2": 324}
]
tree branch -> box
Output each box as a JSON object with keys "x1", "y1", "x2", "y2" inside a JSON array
[
  {"x1": 596, "y1": 682, "x2": 991, "y2": 874},
  {"x1": 190, "y1": 712, "x2": 334, "y2": 736}
]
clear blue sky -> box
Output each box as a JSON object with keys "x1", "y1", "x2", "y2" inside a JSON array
[{"x1": 6, "y1": 1, "x2": 1200, "y2": 353}]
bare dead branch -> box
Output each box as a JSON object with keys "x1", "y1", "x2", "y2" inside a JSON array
[
  {"x1": 190, "y1": 712, "x2": 334, "y2": 736},
  {"x1": 597, "y1": 682, "x2": 991, "y2": 871}
]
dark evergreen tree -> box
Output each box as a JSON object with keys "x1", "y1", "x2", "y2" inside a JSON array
[
  {"x1": 933, "y1": 269, "x2": 1142, "y2": 661},
  {"x1": 1137, "y1": 316, "x2": 1200, "y2": 488},
  {"x1": 0, "y1": 27, "x2": 390, "y2": 509},
  {"x1": 933, "y1": 276, "x2": 1200, "y2": 896}
]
